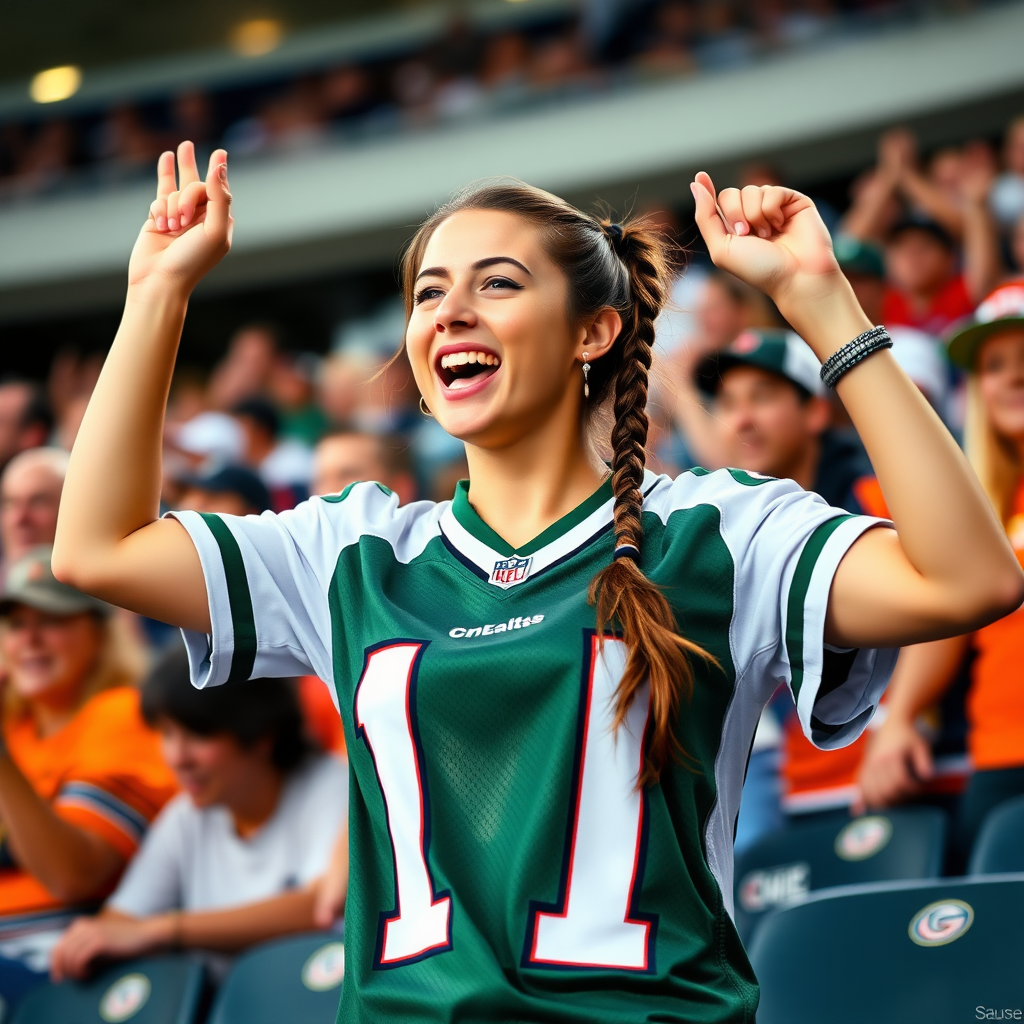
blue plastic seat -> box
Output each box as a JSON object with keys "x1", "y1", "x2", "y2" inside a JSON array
[
  {"x1": 11, "y1": 955, "x2": 205, "y2": 1024},
  {"x1": 207, "y1": 933, "x2": 344, "y2": 1024},
  {"x1": 733, "y1": 807, "x2": 946, "y2": 944},
  {"x1": 750, "y1": 876, "x2": 1024, "y2": 1024},
  {"x1": 969, "y1": 795, "x2": 1024, "y2": 875}
]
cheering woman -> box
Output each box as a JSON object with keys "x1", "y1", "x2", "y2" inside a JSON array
[{"x1": 53, "y1": 144, "x2": 1021, "y2": 1022}]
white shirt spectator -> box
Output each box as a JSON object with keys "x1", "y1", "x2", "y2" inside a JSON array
[{"x1": 110, "y1": 753, "x2": 347, "y2": 916}]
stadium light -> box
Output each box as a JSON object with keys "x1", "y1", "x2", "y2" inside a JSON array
[
  {"x1": 29, "y1": 65, "x2": 82, "y2": 104},
  {"x1": 230, "y1": 18, "x2": 284, "y2": 57}
]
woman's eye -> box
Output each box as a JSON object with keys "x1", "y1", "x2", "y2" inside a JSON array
[
  {"x1": 415, "y1": 286, "x2": 444, "y2": 304},
  {"x1": 483, "y1": 277, "x2": 522, "y2": 292}
]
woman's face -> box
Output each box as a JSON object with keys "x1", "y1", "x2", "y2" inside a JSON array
[
  {"x1": 157, "y1": 719, "x2": 273, "y2": 810},
  {"x1": 976, "y1": 328, "x2": 1024, "y2": 446},
  {"x1": 405, "y1": 210, "x2": 583, "y2": 448},
  {"x1": 0, "y1": 606, "x2": 103, "y2": 704}
]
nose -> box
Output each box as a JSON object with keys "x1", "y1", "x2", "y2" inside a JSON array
[{"x1": 433, "y1": 284, "x2": 477, "y2": 335}]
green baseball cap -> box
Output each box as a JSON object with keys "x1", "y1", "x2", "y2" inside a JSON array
[
  {"x1": 946, "y1": 279, "x2": 1024, "y2": 369},
  {"x1": 695, "y1": 329, "x2": 825, "y2": 398},
  {"x1": 0, "y1": 545, "x2": 112, "y2": 618}
]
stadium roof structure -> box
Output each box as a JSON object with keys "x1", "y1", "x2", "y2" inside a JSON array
[{"x1": 2, "y1": 1, "x2": 1024, "y2": 322}]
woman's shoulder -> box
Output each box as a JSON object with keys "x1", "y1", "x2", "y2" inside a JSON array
[
  {"x1": 281, "y1": 753, "x2": 348, "y2": 814},
  {"x1": 643, "y1": 466, "x2": 809, "y2": 521}
]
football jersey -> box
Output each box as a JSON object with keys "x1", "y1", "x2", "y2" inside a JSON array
[{"x1": 170, "y1": 468, "x2": 896, "y2": 1024}]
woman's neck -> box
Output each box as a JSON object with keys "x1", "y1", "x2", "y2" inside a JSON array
[
  {"x1": 464, "y1": 401, "x2": 610, "y2": 550},
  {"x1": 228, "y1": 762, "x2": 284, "y2": 840}
]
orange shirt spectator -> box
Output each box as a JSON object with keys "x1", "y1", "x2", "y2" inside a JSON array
[{"x1": 1, "y1": 687, "x2": 177, "y2": 916}]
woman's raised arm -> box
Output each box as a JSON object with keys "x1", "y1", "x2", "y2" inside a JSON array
[
  {"x1": 690, "y1": 172, "x2": 1024, "y2": 650},
  {"x1": 52, "y1": 142, "x2": 233, "y2": 632}
]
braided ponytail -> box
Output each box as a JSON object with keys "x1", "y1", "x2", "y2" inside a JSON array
[
  {"x1": 400, "y1": 180, "x2": 715, "y2": 786},
  {"x1": 589, "y1": 219, "x2": 713, "y2": 786}
]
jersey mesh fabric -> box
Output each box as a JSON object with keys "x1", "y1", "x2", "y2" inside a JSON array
[{"x1": 169, "y1": 469, "x2": 896, "y2": 1024}]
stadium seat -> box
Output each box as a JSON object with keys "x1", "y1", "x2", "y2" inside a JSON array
[
  {"x1": 10, "y1": 955, "x2": 205, "y2": 1024},
  {"x1": 969, "y1": 795, "x2": 1024, "y2": 875},
  {"x1": 733, "y1": 808, "x2": 946, "y2": 944},
  {"x1": 207, "y1": 933, "x2": 344, "y2": 1024},
  {"x1": 750, "y1": 877, "x2": 1024, "y2": 1024}
]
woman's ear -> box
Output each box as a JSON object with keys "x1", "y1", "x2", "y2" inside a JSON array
[{"x1": 578, "y1": 307, "x2": 623, "y2": 362}]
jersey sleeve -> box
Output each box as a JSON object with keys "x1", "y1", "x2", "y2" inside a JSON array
[
  {"x1": 166, "y1": 482, "x2": 410, "y2": 695},
  {"x1": 676, "y1": 469, "x2": 898, "y2": 750}
]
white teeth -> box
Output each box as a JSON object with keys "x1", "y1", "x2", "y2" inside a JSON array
[{"x1": 439, "y1": 351, "x2": 500, "y2": 370}]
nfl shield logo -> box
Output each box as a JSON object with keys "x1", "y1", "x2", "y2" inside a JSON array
[{"x1": 489, "y1": 555, "x2": 533, "y2": 590}]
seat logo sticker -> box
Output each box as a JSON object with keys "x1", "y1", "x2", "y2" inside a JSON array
[
  {"x1": 908, "y1": 899, "x2": 974, "y2": 947},
  {"x1": 99, "y1": 973, "x2": 151, "y2": 1022},
  {"x1": 738, "y1": 862, "x2": 810, "y2": 913},
  {"x1": 834, "y1": 816, "x2": 892, "y2": 861},
  {"x1": 489, "y1": 555, "x2": 532, "y2": 589},
  {"x1": 302, "y1": 942, "x2": 346, "y2": 991}
]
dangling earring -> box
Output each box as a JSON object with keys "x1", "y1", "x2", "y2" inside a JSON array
[
  {"x1": 582, "y1": 352, "x2": 591, "y2": 398},
  {"x1": 419, "y1": 396, "x2": 434, "y2": 418}
]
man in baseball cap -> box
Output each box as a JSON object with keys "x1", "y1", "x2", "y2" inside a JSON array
[
  {"x1": 0, "y1": 545, "x2": 111, "y2": 619},
  {"x1": 177, "y1": 465, "x2": 272, "y2": 517},
  {"x1": 945, "y1": 278, "x2": 1024, "y2": 369},
  {"x1": 694, "y1": 329, "x2": 881, "y2": 513}
]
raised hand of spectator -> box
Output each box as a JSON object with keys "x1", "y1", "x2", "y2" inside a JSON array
[
  {"x1": 50, "y1": 911, "x2": 174, "y2": 982},
  {"x1": 958, "y1": 141, "x2": 998, "y2": 207},
  {"x1": 854, "y1": 714, "x2": 933, "y2": 811},
  {"x1": 878, "y1": 127, "x2": 916, "y2": 184},
  {"x1": 130, "y1": 141, "x2": 232, "y2": 295}
]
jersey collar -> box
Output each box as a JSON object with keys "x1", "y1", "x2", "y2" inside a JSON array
[{"x1": 439, "y1": 472, "x2": 659, "y2": 586}]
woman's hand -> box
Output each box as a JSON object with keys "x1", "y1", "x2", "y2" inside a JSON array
[
  {"x1": 690, "y1": 172, "x2": 844, "y2": 323},
  {"x1": 50, "y1": 913, "x2": 172, "y2": 982},
  {"x1": 127, "y1": 141, "x2": 233, "y2": 296}
]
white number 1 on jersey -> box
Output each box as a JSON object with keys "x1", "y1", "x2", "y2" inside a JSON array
[{"x1": 355, "y1": 633, "x2": 653, "y2": 972}]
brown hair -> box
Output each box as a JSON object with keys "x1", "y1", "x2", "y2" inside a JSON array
[{"x1": 400, "y1": 180, "x2": 713, "y2": 784}]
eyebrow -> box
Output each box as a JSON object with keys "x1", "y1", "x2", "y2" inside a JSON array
[{"x1": 416, "y1": 256, "x2": 532, "y2": 282}]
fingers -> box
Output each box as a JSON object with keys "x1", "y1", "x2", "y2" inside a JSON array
[
  {"x1": 715, "y1": 187, "x2": 748, "y2": 237},
  {"x1": 149, "y1": 198, "x2": 167, "y2": 233},
  {"x1": 177, "y1": 140, "x2": 201, "y2": 188},
  {"x1": 156, "y1": 151, "x2": 177, "y2": 199},
  {"x1": 690, "y1": 172, "x2": 728, "y2": 257},
  {"x1": 177, "y1": 180, "x2": 208, "y2": 229},
  {"x1": 166, "y1": 191, "x2": 180, "y2": 233},
  {"x1": 203, "y1": 150, "x2": 233, "y2": 243}
]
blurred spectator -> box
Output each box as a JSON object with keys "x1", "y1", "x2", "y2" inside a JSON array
[
  {"x1": 322, "y1": 65, "x2": 376, "y2": 123},
  {"x1": 0, "y1": 548, "x2": 173, "y2": 1002},
  {"x1": 90, "y1": 105, "x2": 158, "y2": 176},
  {"x1": 634, "y1": 0, "x2": 698, "y2": 76},
  {"x1": 313, "y1": 430, "x2": 417, "y2": 502},
  {"x1": 168, "y1": 412, "x2": 245, "y2": 483},
  {"x1": 268, "y1": 352, "x2": 327, "y2": 447},
  {"x1": 177, "y1": 466, "x2": 272, "y2": 517},
  {"x1": 231, "y1": 398, "x2": 314, "y2": 509},
  {"x1": 479, "y1": 32, "x2": 531, "y2": 93},
  {"x1": 207, "y1": 324, "x2": 279, "y2": 411},
  {"x1": 990, "y1": 114, "x2": 1024, "y2": 231},
  {"x1": 167, "y1": 91, "x2": 214, "y2": 167},
  {"x1": 859, "y1": 280, "x2": 1024, "y2": 862},
  {"x1": 0, "y1": 380, "x2": 52, "y2": 476},
  {"x1": 12, "y1": 121, "x2": 75, "y2": 195},
  {"x1": 694, "y1": 0, "x2": 753, "y2": 70},
  {"x1": 0, "y1": 448, "x2": 68, "y2": 567},
  {"x1": 529, "y1": 28, "x2": 594, "y2": 91},
  {"x1": 50, "y1": 644, "x2": 348, "y2": 982}
]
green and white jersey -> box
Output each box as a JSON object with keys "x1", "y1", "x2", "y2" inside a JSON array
[{"x1": 170, "y1": 468, "x2": 896, "y2": 1024}]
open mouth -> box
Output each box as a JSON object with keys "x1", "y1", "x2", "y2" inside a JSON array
[{"x1": 436, "y1": 349, "x2": 501, "y2": 391}]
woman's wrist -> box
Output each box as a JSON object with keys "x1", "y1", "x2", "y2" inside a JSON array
[
  {"x1": 147, "y1": 911, "x2": 183, "y2": 951},
  {"x1": 125, "y1": 277, "x2": 191, "y2": 312},
  {"x1": 773, "y1": 273, "x2": 874, "y2": 362}
]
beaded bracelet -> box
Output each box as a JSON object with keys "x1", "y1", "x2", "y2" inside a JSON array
[{"x1": 819, "y1": 326, "x2": 893, "y2": 389}]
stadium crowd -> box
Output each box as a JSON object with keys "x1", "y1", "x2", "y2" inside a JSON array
[
  {"x1": 0, "y1": 0, "x2": 1012, "y2": 200},
  {"x1": 0, "y1": 109, "x2": 1022, "y2": 1010}
]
